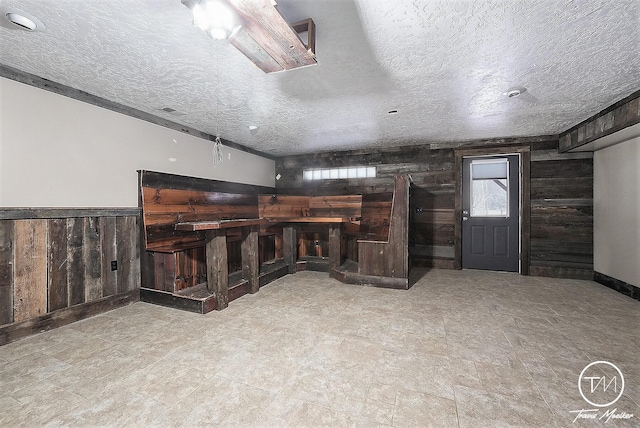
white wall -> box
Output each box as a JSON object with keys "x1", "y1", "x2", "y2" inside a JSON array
[
  {"x1": 0, "y1": 77, "x2": 275, "y2": 207},
  {"x1": 594, "y1": 136, "x2": 640, "y2": 286}
]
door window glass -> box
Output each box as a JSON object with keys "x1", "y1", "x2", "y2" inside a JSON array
[{"x1": 471, "y1": 159, "x2": 509, "y2": 217}]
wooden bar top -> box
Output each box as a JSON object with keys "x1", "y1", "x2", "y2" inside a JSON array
[
  {"x1": 261, "y1": 217, "x2": 356, "y2": 223},
  {"x1": 175, "y1": 218, "x2": 263, "y2": 231},
  {"x1": 175, "y1": 216, "x2": 357, "y2": 232}
]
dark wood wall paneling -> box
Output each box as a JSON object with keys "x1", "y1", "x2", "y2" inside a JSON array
[
  {"x1": 559, "y1": 89, "x2": 640, "y2": 152},
  {"x1": 275, "y1": 137, "x2": 594, "y2": 279},
  {"x1": 0, "y1": 211, "x2": 140, "y2": 344},
  {"x1": 530, "y1": 152, "x2": 594, "y2": 279}
]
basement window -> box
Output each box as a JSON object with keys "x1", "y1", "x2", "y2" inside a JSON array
[{"x1": 303, "y1": 166, "x2": 376, "y2": 181}]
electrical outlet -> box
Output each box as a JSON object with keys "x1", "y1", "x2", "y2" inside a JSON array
[{"x1": 111, "y1": 260, "x2": 118, "y2": 271}]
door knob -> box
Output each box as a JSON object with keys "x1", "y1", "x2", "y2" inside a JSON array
[{"x1": 462, "y1": 216, "x2": 469, "y2": 221}]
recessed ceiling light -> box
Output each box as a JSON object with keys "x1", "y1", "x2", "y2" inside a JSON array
[
  {"x1": 248, "y1": 125, "x2": 258, "y2": 131},
  {"x1": 505, "y1": 87, "x2": 527, "y2": 98},
  {"x1": 1, "y1": 7, "x2": 45, "y2": 32},
  {"x1": 6, "y1": 13, "x2": 36, "y2": 30}
]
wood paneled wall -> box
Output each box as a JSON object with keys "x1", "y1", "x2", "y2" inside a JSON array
[
  {"x1": 559, "y1": 89, "x2": 640, "y2": 152},
  {"x1": 276, "y1": 137, "x2": 594, "y2": 279},
  {"x1": 0, "y1": 211, "x2": 140, "y2": 344}
]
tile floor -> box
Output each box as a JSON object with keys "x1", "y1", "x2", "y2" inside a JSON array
[{"x1": 0, "y1": 269, "x2": 638, "y2": 427}]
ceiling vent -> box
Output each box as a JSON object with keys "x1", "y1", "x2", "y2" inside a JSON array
[{"x1": 159, "y1": 107, "x2": 188, "y2": 117}]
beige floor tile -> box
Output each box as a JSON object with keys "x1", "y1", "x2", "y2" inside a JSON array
[
  {"x1": 262, "y1": 398, "x2": 358, "y2": 427},
  {"x1": 375, "y1": 351, "x2": 455, "y2": 400},
  {"x1": 401, "y1": 332, "x2": 449, "y2": 356},
  {"x1": 455, "y1": 384, "x2": 559, "y2": 428},
  {"x1": 122, "y1": 359, "x2": 205, "y2": 406},
  {"x1": 0, "y1": 269, "x2": 638, "y2": 427},
  {"x1": 366, "y1": 382, "x2": 399, "y2": 405},
  {"x1": 474, "y1": 361, "x2": 543, "y2": 400},
  {"x1": 360, "y1": 397, "x2": 394, "y2": 426},
  {"x1": 251, "y1": 325, "x2": 323, "y2": 363},
  {"x1": 217, "y1": 350, "x2": 302, "y2": 394},
  {"x1": 1, "y1": 381, "x2": 88, "y2": 426},
  {"x1": 448, "y1": 357, "x2": 482, "y2": 389},
  {"x1": 392, "y1": 388, "x2": 458, "y2": 427},
  {"x1": 281, "y1": 362, "x2": 372, "y2": 415},
  {"x1": 151, "y1": 376, "x2": 274, "y2": 427}
]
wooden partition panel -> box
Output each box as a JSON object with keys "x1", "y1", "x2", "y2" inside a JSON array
[
  {"x1": 359, "y1": 192, "x2": 393, "y2": 239},
  {"x1": 308, "y1": 195, "x2": 362, "y2": 218},
  {"x1": 258, "y1": 194, "x2": 362, "y2": 221},
  {"x1": 258, "y1": 195, "x2": 310, "y2": 219},
  {"x1": 357, "y1": 175, "x2": 410, "y2": 280}
]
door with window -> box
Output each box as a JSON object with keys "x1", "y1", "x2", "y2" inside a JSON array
[{"x1": 462, "y1": 155, "x2": 520, "y2": 272}]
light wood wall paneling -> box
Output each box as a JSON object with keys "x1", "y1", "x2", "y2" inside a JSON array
[
  {"x1": 13, "y1": 220, "x2": 48, "y2": 322},
  {"x1": 0, "y1": 221, "x2": 14, "y2": 325}
]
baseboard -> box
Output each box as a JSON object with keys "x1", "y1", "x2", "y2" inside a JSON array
[
  {"x1": 330, "y1": 267, "x2": 409, "y2": 290},
  {"x1": 594, "y1": 271, "x2": 640, "y2": 301},
  {"x1": 0, "y1": 289, "x2": 140, "y2": 346},
  {"x1": 140, "y1": 288, "x2": 216, "y2": 314},
  {"x1": 296, "y1": 257, "x2": 330, "y2": 272}
]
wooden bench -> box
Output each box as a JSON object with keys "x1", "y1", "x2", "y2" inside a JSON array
[
  {"x1": 332, "y1": 175, "x2": 411, "y2": 289},
  {"x1": 138, "y1": 171, "x2": 288, "y2": 313}
]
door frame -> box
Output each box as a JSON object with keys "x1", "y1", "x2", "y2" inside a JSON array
[{"x1": 454, "y1": 146, "x2": 531, "y2": 275}]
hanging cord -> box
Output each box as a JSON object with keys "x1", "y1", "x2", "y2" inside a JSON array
[
  {"x1": 213, "y1": 136, "x2": 224, "y2": 165},
  {"x1": 213, "y1": 41, "x2": 224, "y2": 166}
]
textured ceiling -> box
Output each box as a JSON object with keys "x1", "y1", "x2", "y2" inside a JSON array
[{"x1": 0, "y1": 0, "x2": 638, "y2": 155}]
